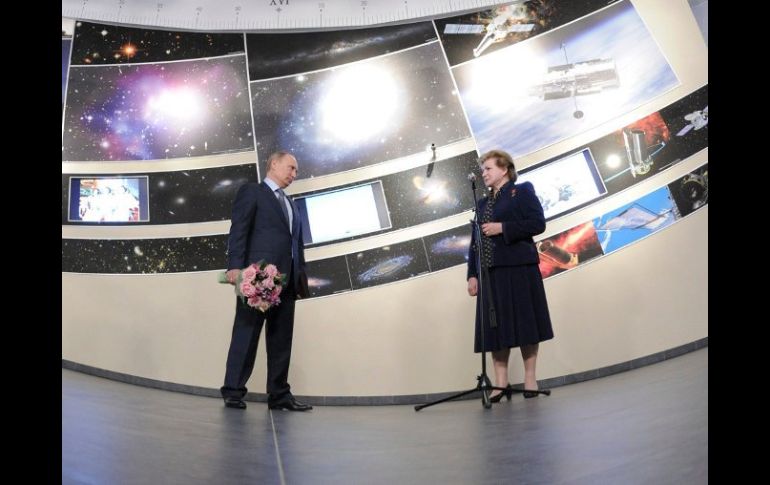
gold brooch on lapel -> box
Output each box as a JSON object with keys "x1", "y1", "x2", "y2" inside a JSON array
[{"x1": 511, "y1": 188, "x2": 517, "y2": 197}]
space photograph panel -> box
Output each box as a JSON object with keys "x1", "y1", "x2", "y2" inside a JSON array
[
  {"x1": 64, "y1": 175, "x2": 150, "y2": 223},
  {"x1": 251, "y1": 41, "x2": 471, "y2": 180},
  {"x1": 423, "y1": 224, "x2": 474, "y2": 272},
  {"x1": 518, "y1": 147, "x2": 607, "y2": 221},
  {"x1": 667, "y1": 163, "x2": 708, "y2": 218},
  {"x1": 62, "y1": 234, "x2": 228, "y2": 274},
  {"x1": 246, "y1": 22, "x2": 437, "y2": 80},
  {"x1": 591, "y1": 84, "x2": 708, "y2": 194},
  {"x1": 381, "y1": 151, "x2": 479, "y2": 229},
  {"x1": 304, "y1": 256, "x2": 353, "y2": 298},
  {"x1": 591, "y1": 185, "x2": 676, "y2": 255},
  {"x1": 292, "y1": 150, "x2": 479, "y2": 247},
  {"x1": 657, "y1": 84, "x2": 708, "y2": 163},
  {"x1": 435, "y1": 0, "x2": 617, "y2": 66},
  {"x1": 452, "y1": 0, "x2": 679, "y2": 159},
  {"x1": 61, "y1": 164, "x2": 258, "y2": 225},
  {"x1": 70, "y1": 21, "x2": 245, "y2": 65},
  {"x1": 537, "y1": 221, "x2": 604, "y2": 278},
  {"x1": 347, "y1": 239, "x2": 431, "y2": 290},
  {"x1": 62, "y1": 55, "x2": 254, "y2": 162}
]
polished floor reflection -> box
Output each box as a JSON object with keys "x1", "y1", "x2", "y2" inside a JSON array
[{"x1": 63, "y1": 348, "x2": 707, "y2": 484}]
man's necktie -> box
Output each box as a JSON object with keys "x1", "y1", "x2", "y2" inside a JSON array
[{"x1": 276, "y1": 188, "x2": 292, "y2": 232}]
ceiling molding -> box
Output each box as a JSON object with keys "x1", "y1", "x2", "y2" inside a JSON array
[{"x1": 62, "y1": 0, "x2": 506, "y2": 32}]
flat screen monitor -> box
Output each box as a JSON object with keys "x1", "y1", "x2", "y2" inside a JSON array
[
  {"x1": 294, "y1": 180, "x2": 391, "y2": 245},
  {"x1": 518, "y1": 148, "x2": 607, "y2": 220},
  {"x1": 68, "y1": 175, "x2": 150, "y2": 223}
]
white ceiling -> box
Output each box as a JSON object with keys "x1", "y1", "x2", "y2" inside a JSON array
[{"x1": 62, "y1": 0, "x2": 506, "y2": 32}]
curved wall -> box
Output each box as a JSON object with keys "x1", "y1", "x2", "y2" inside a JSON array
[{"x1": 62, "y1": 0, "x2": 708, "y2": 398}]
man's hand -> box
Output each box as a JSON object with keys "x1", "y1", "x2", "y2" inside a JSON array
[
  {"x1": 226, "y1": 269, "x2": 240, "y2": 285},
  {"x1": 467, "y1": 277, "x2": 478, "y2": 296}
]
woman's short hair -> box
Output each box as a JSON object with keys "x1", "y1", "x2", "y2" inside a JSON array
[{"x1": 478, "y1": 149, "x2": 518, "y2": 183}]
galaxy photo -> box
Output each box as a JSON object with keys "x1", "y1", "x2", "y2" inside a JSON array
[
  {"x1": 592, "y1": 186, "x2": 676, "y2": 254},
  {"x1": 246, "y1": 22, "x2": 436, "y2": 80},
  {"x1": 61, "y1": 163, "x2": 257, "y2": 225},
  {"x1": 452, "y1": 0, "x2": 679, "y2": 158},
  {"x1": 63, "y1": 38, "x2": 72, "y2": 107},
  {"x1": 423, "y1": 224, "x2": 474, "y2": 272},
  {"x1": 62, "y1": 234, "x2": 228, "y2": 274},
  {"x1": 668, "y1": 164, "x2": 708, "y2": 218},
  {"x1": 347, "y1": 239, "x2": 431, "y2": 290},
  {"x1": 63, "y1": 55, "x2": 254, "y2": 161},
  {"x1": 435, "y1": 0, "x2": 617, "y2": 66},
  {"x1": 537, "y1": 221, "x2": 604, "y2": 278},
  {"x1": 71, "y1": 21, "x2": 245, "y2": 65},
  {"x1": 304, "y1": 256, "x2": 353, "y2": 298},
  {"x1": 383, "y1": 151, "x2": 479, "y2": 228},
  {"x1": 251, "y1": 41, "x2": 471, "y2": 180}
]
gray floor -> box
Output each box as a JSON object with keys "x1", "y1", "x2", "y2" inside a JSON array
[{"x1": 62, "y1": 348, "x2": 707, "y2": 484}]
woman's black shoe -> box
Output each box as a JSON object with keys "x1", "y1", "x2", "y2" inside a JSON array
[
  {"x1": 522, "y1": 390, "x2": 539, "y2": 399},
  {"x1": 489, "y1": 384, "x2": 513, "y2": 403}
]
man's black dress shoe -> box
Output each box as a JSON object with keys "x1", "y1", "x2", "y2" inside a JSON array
[
  {"x1": 224, "y1": 397, "x2": 247, "y2": 409},
  {"x1": 268, "y1": 396, "x2": 313, "y2": 411}
]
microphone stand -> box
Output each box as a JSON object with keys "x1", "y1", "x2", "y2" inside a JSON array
[{"x1": 415, "y1": 174, "x2": 509, "y2": 411}]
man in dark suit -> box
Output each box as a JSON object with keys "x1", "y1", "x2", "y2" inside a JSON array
[{"x1": 221, "y1": 151, "x2": 312, "y2": 411}]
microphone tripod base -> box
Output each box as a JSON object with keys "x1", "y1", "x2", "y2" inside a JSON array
[{"x1": 414, "y1": 373, "x2": 505, "y2": 411}]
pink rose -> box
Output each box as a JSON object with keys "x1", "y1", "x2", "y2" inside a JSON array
[
  {"x1": 240, "y1": 282, "x2": 257, "y2": 297},
  {"x1": 242, "y1": 265, "x2": 258, "y2": 283},
  {"x1": 264, "y1": 264, "x2": 278, "y2": 278}
]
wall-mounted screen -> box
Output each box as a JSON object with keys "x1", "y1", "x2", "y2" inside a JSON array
[
  {"x1": 68, "y1": 175, "x2": 150, "y2": 223},
  {"x1": 294, "y1": 181, "x2": 391, "y2": 245},
  {"x1": 518, "y1": 148, "x2": 607, "y2": 220}
]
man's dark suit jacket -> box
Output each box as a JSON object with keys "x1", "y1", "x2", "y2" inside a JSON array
[
  {"x1": 227, "y1": 181, "x2": 306, "y2": 295},
  {"x1": 467, "y1": 180, "x2": 546, "y2": 280}
]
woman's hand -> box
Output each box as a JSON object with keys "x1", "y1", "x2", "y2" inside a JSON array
[
  {"x1": 468, "y1": 277, "x2": 478, "y2": 296},
  {"x1": 481, "y1": 222, "x2": 502, "y2": 237}
]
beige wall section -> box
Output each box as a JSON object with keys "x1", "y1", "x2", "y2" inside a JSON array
[
  {"x1": 61, "y1": 0, "x2": 708, "y2": 395},
  {"x1": 61, "y1": 203, "x2": 707, "y2": 395}
]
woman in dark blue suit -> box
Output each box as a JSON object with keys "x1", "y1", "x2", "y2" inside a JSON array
[{"x1": 467, "y1": 149, "x2": 554, "y2": 402}]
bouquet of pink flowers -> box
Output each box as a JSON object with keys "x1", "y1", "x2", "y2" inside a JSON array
[{"x1": 219, "y1": 261, "x2": 286, "y2": 312}]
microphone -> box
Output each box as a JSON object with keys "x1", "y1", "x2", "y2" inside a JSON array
[
  {"x1": 467, "y1": 172, "x2": 476, "y2": 189},
  {"x1": 426, "y1": 143, "x2": 437, "y2": 178}
]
